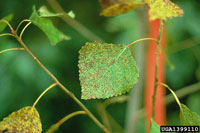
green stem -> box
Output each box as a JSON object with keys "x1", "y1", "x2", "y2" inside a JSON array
[
  {"x1": 20, "y1": 21, "x2": 32, "y2": 39},
  {"x1": 0, "y1": 20, "x2": 15, "y2": 34},
  {"x1": 127, "y1": 38, "x2": 157, "y2": 47},
  {"x1": 0, "y1": 33, "x2": 14, "y2": 37},
  {"x1": 15, "y1": 19, "x2": 31, "y2": 34},
  {"x1": 157, "y1": 83, "x2": 182, "y2": 109},
  {"x1": 103, "y1": 95, "x2": 129, "y2": 108},
  {"x1": 46, "y1": 111, "x2": 86, "y2": 133},
  {"x1": 32, "y1": 83, "x2": 57, "y2": 109},
  {"x1": 0, "y1": 48, "x2": 24, "y2": 54},
  {"x1": 152, "y1": 20, "x2": 165, "y2": 119}
]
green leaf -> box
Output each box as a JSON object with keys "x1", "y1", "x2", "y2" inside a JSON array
[
  {"x1": 38, "y1": 6, "x2": 75, "y2": 18},
  {"x1": 78, "y1": 42, "x2": 139, "y2": 99},
  {"x1": 150, "y1": 119, "x2": 160, "y2": 133},
  {"x1": 0, "y1": 14, "x2": 13, "y2": 32},
  {"x1": 29, "y1": 6, "x2": 70, "y2": 46},
  {"x1": 0, "y1": 106, "x2": 42, "y2": 133},
  {"x1": 180, "y1": 103, "x2": 200, "y2": 126}
]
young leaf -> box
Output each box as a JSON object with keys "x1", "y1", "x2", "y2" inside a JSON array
[
  {"x1": 100, "y1": 0, "x2": 145, "y2": 17},
  {"x1": 38, "y1": 6, "x2": 75, "y2": 18},
  {"x1": 0, "y1": 106, "x2": 42, "y2": 133},
  {"x1": 78, "y1": 42, "x2": 139, "y2": 99},
  {"x1": 0, "y1": 14, "x2": 13, "y2": 32},
  {"x1": 180, "y1": 103, "x2": 200, "y2": 126},
  {"x1": 150, "y1": 119, "x2": 160, "y2": 133},
  {"x1": 30, "y1": 6, "x2": 70, "y2": 46},
  {"x1": 147, "y1": 0, "x2": 184, "y2": 20}
]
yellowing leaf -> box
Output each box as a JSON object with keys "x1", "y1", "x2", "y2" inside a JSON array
[
  {"x1": 78, "y1": 42, "x2": 139, "y2": 99},
  {"x1": 0, "y1": 106, "x2": 42, "y2": 133},
  {"x1": 148, "y1": 0, "x2": 184, "y2": 20},
  {"x1": 100, "y1": 0, "x2": 145, "y2": 17}
]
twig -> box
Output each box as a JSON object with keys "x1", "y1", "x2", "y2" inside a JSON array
[
  {"x1": 0, "y1": 19, "x2": 15, "y2": 34},
  {"x1": 103, "y1": 95, "x2": 129, "y2": 108},
  {"x1": 32, "y1": 83, "x2": 57, "y2": 109},
  {"x1": 13, "y1": 29, "x2": 109, "y2": 133},
  {"x1": 0, "y1": 48, "x2": 25, "y2": 54},
  {"x1": 46, "y1": 0, "x2": 104, "y2": 42},
  {"x1": 16, "y1": 19, "x2": 31, "y2": 33},
  {"x1": 99, "y1": 82, "x2": 200, "y2": 128},
  {"x1": 97, "y1": 102, "x2": 124, "y2": 133},
  {"x1": 152, "y1": 20, "x2": 165, "y2": 119},
  {"x1": 46, "y1": 111, "x2": 86, "y2": 133},
  {"x1": 0, "y1": 33, "x2": 14, "y2": 37}
]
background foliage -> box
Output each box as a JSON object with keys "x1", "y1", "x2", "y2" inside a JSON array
[{"x1": 0, "y1": 0, "x2": 200, "y2": 132}]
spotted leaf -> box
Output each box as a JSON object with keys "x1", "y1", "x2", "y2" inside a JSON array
[
  {"x1": 78, "y1": 42, "x2": 139, "y2": 99},
  {"x1": 180, "y1": 104, "x2": 200, "y2": 127},
  {"x1": 0, "y1": 106, "x2": 42, "y2": 133},
  {"x1": 147, "y1": 0, "x2": 184, "y2": 20},
  {"x1": 100, "y1": 0, "x2": 145, "y2": 17}
]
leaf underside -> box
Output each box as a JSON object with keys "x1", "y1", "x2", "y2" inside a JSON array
[
  {"x1": 78, "y1": 42, "x2": 139, "y2": 99},
  {"x1": 147, "y1": 0, "x2": 184, "y2": 20},
  {"x1": 30, "y1": 6, "x2": 70, "y2": 46},
  {"x1": 180, "y1": 104, "x2": 200, "y2": 127},
  {"x1": 0, "y1": 106, "x2": 42, "y2": 133},
  {"x1": 100, "y1": 0, "x2": 144, "y2": 17}
]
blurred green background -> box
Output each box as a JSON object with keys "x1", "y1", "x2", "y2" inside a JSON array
[{"x1": 0, "y1": 0, "x2": 200, "y2": 132}]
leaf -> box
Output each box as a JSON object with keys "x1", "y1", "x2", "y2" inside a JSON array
[
  {"x1": 78, "y1": 42, "x2": 139, "y2": 99},
  {"x1": 100, "y1": 0, "x2": 145, "y2": 17},
  {"x1": 0, "y1": 106, "x2": 42, "y2": 133},
  {"x1": 0, "y1": 14, "x2": 13, "y2": 32},
  {"x1": 150, "y1": 119, "x2": 160, "y2": 133},
  {"x1": 180, "y1": 103, "x2": 200, "y2": 126},
  {"x1": 38, "y1": 6, "x2": 75, "y2": 18},
  {"x1": 147, "y1": 0, "x2": 184, "y2": 20},
  {"x1": 29, "y1": 6, "x2": 70, "y2": 46}
]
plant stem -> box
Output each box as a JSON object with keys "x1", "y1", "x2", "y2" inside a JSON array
[
  {"x1": 0, "y1": 48, "x2": 24, "y2": 54},
  {"x1": 20, "y1": 21, "x2": 32, "y2": 39},
  {"x1": 0, "y1": 20, "x2": 15, "y2": 34},
  {"x1": 0, "y1": 33, "x2": 14, "y2": 37},
  {"x1": 16, "y1": 19, "x2": 31, "y2": 33},
  {"x1": 14, "y1": 34, "x2": 109, "y2": 133},
  {"x1": 46, "y1": 111, "x2": 86, "y2": 133},
  {"x1": 127, "y1": 38, "x2": 157, "y2": 47},
  {"x1": 32, "y1": 83, "x2": 57, "y2": 108},
  {"x1": 152, "y1": 20, "x2": 165, "y2": 119},
  {"x1": 165, "y1": 82, "x2": 200, "y2": 105},
  {"x1": 157, "y1": 83, "x2": 182, "y2": 109}
]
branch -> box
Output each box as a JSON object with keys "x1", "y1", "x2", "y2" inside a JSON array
[
  {"x1": 152, "y1": 20, "x2": 165, "y2": 119},
  {"x1": 13, "y1": 32, "x2": 109, "y2": 133},
  {"x1": 46, "y1": 0, "x2": 104, "y2": 42}
]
